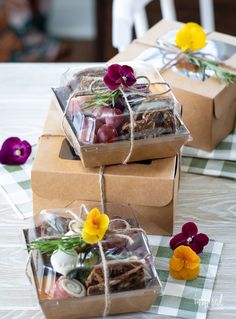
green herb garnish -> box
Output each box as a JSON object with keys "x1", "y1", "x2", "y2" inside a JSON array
[
  {"x1": 28, "y1": 236, "x2": 85, "y2": 254},
  {"x1": 82, "y1": 89, "x2": 121, "y2": 110},
  {"x1": 183, "y1": 52, "x2": 236, "y2": 84}
]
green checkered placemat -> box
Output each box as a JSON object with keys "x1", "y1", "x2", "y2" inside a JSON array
[
  {"x1": 181, "y1": 157, "x2": 236, "y2": 180},
  {"x1": 0, "y1": 147, "x2": 35, "y2": 219},
  {"x1": 148, "y1": 236, "x2": 223, "y2": 319},
  {"x1": 182, "y1": 127, "x2": 236, "y2": 161},
  {"x1": 181, "y1": 127, "x2": 236, "y2": 180}
]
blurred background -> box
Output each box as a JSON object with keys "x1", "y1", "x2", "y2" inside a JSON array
[{"x1": 0, "y1": 0, "x2": 235, "y2": 63}]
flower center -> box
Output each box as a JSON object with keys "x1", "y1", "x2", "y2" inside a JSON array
[
  {"x1": 92, "y1": 218, "x2": 99, "y2": 229},
  {"x1": 15, "y1": 149, "x2": 22, "y2": 156},
  {"x1": 187, "y1": 237, "x2": 193, "y2": 243},
  {"x1": 122, "y1": 76, "x2": 127, "y2": 82}
]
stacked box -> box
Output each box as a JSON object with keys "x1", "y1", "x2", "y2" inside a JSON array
[
  {"x1": 32, "y1": 100, "x2": 179, "y2": 235},
  {"x1": 110, "y1": 20, "x2": 236, "y2": 151}
]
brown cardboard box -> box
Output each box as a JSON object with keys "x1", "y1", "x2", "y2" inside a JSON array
[
  {"x1": 35, "y1": 285, "x2": 158, "y2": 319},
  {"x1": 110, "y1": 20, "x2": 236, "y2": 151},
  {"x1": 31, "y1": 100, "x2": 179, "y2": 235},
  {"x1": 53, "y1": 62, "x2": 190, "y2": 168},
  {"x1": 25, "y1": 207, "x2": 161, "y2": 319}
]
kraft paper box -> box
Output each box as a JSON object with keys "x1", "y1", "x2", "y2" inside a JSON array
[
  {"x1": 31, "y1": 100, "x2": 179, "y2": 235},
  {"x1": 53, "y1": 62, "x2": 190, "y2": 168},
  {"x1": 24, "y1": 207, "x2": 161, "y2": 319},
  {"x1": 110, "y1": 20, "x2": 236, "y2": 151}
]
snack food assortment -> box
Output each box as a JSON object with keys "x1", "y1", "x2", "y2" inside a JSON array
[
  {"x1": 52, "y1": 62, "x2": 190, "y2": 167},
  {"x1": 24, "y1": 206, "x2": 161, "y2": 318}
]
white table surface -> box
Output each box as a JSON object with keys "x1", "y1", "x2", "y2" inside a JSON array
[{"x1": 0, "y1": 63, "x2": 236, "y2": 319}]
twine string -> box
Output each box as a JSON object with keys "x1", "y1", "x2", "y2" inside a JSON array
[
  {"x1": 120, "y1": 87, "x2": 135, "y2": 165},
  {"x1": 99, "y1": 165, "x2": 106, "y2": 213},
  {"x1": 98, "y1": 241, "x2": 111, "y2": 317}
]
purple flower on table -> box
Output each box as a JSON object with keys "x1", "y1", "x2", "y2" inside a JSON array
[
  {"x1": 170, "y1": 222, "x2": 209, "y2": 254},
  {"x1": 104, "y1": 64, "x2": 136, "y2": 90},
  {"x1": 0, "y1": 137, "x2": 32, "y2": 165}
]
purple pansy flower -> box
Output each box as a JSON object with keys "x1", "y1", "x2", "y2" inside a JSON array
[
  {"x1": 170, "y1": 222, "x2": 209, "y2": 254},
  {"x1": 0, "y1": 137, "x2": 32, "y2": 165},
  {"x1": 104, "y1": 64, "x2": 136, "y2": 90}
]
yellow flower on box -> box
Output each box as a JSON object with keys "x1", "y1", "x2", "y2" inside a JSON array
[
  {"x1": 169, "y1": 245, "x2": 200, "y2": 280},
  {"x1": 82, "y1": 208, "x2": 110, "y2": 244},
  {"x1": 175, "y1": 22, "x2": 206, "y2": 52}
]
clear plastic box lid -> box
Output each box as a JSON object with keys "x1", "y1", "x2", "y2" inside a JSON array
[
  {"x1": 24, "y1": 203, "x2": 162, "y2": 303},
  {"x1": 53, "y1": 62, "x2": 186, "y2": 146}
]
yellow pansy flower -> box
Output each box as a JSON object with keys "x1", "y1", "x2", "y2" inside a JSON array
[
  {"x1": 175, "y1": 22, "x2": 206, "y2": 52},
  {"x1": 82, "y1": 208, "x2": 110, "y2": 244},
  {"x1": 169, "y1": 245, "x2": 200, "y2": 280}
]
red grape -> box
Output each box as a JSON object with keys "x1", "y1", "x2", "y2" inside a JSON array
[
  {"x1": 97, "y1": 124, "x2": 118, "y2": 143},
  {"x1": 105, "y1": 107, "x2": 124, "y2": 128},
  {"x1": 95, "y1": 118, "x2": 104, "y2": 133}
]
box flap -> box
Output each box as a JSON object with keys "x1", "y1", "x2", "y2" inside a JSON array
[{"x1": 213, "y1": 83, "x2": 236, "y2": 119}]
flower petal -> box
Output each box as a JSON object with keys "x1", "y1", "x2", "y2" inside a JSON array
[
  {"x1": 122, "y1": 73, "x2": 136, "y2": 87},
  {"x1": 0, "y1": 137, "x2": 32, "y2": 165},
  {"x1": 170, "y1": 232, "x2": 187, "y2": 250},
  {"x1": 189, "y1": 241, "x2": 201, "y2": 254},
  {"x1": 182, "y1": 222, "x2": 198, "y2": 237},
  {"x1": 174, "y1": 245, "x2": 196, "y2": 260},
  {"x1": 103, "y1": 74, "x2": 120, "y2": 90},
  {"x1": 107, "y1": 64, "x2": 122, "y2": 81},
  {"x1": 195, "y1": 233, "x2": 209, "y2": 247},
  {"x1": 120, "y1": 65, "x2": 134, "y2": 75},
  {"x1": 169, "y1": 268, "x2": 183, "y2": 280},
  {"x1": 87, "y1": 208, "x2": 101, "y2": 221},
  {"x1": 190, "y1": 233, "x2": 209, "y2": 254},
  {"x1": 97, "y1": 227, "x2": 107, "y2": 241},
  {"x1": 83, "y1": 220, "x2": 98, "y2": 235},
  {"x1": 179, "y1": 265, "x2": 200, "y2": 280},
  {"x1": 98, "y1": 213, "x2": 110, "y2": 229},
  {"x1": 169, "y1": 255, "x2": 184, "y2": 271},
  {"x1": 82, "y1": 229, "x2": 98, "y2": 244},
  {"x1": 185, "y1": 258, "x2": 200, "y2": 270}
]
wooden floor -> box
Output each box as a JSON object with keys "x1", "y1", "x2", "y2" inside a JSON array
[{"x1": 0, "y1": 63, "x2": 236, "y2": 319}]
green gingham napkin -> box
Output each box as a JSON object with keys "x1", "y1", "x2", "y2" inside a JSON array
[
  {"x1": 182, "y1": 127, "x2": 236, "y2": 161},
  {"x1": 182, "y1": 127, "x2": 236, "y2": 180},
  {"x1": 181, "y1": 157, "x2": 236, "y2": 180},
  {"x1": 0, "y1": 148, "x2": 34, "y2": 219},
  {"x1": 148, "y1": 236, "x2": 223, "y2": 319}
]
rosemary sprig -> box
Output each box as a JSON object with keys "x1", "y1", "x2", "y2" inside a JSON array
[
  {"x1": 183, "y1": 52, "x2": 236, "y2": 84},
  {"x1": 28, "y1": 235, "x2": 85, "y2": 254},
  {"x1": 82, "y1": 89, "x2": 120, "y2": 110}
]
